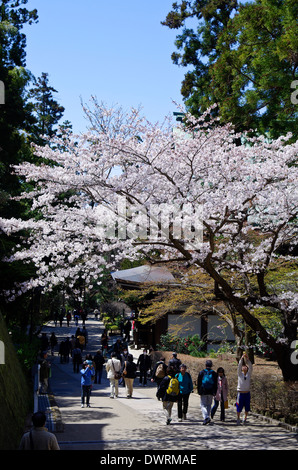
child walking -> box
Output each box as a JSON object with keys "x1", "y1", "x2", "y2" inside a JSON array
[{"x1": 211, "y1": 367, "x2": 228, "y2": 422}]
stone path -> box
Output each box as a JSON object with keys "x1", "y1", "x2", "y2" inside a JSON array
[{"x1": 39, "y1": 317, "x2": 298, "y2": 451}]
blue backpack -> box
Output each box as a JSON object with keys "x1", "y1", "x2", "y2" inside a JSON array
[{"x1": 201, "y1": 369, "x2": 215, "y2": 392}]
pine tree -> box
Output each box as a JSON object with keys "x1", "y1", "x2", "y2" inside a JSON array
[
  {"x1": 28, "y1": 72, "x2": 65, "y2": 144},
  {"x1": 162, "y1": 0, "x2": 298, "y2": 138},
  {"x1": 0, "y1": 0, "x2": 38, "y2": 321}
]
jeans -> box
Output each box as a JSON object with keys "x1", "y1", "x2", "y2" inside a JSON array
[
  {"x1": 200, "y1": 394, "x2": 213, "y2": 420},
  {"x1": 211, "y1": 400, "x2": 225, "y2": 421},
  {"x1": 211, "y1": 391, "x2": 225, "y2": 420}
]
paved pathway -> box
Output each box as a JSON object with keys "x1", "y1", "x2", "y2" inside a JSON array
[{"x1": 39, "y1": 317, "x2": 298, "y2": 451}]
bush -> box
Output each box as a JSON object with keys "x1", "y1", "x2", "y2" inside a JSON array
[
  {"x1": 157, "y1": 333, "x2": 207, "y2": 357},
  {"x1": 12, "y1": 330, "x2": 41, "y2": 374}
]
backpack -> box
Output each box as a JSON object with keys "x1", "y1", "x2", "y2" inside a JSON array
[
  {"x1": 201, "y1": 369, "x2": 215, "y2": 392},
  {"x1": 166, "y1": 376, "x2": 180, "y2": 396},
  {"x1": 155, "y1": 363, "x2": 166, "y2": 379}
]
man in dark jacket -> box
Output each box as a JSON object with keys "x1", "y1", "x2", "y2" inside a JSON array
[
  {"x1": 197, "y1": 360, "x2": 218, "y2": 425},
  {"x1": 168, "y1": 352, "x2": 181, "y2": 373},
  {"x1": 137, "y1": 349, "x2": 151, "y2": 386},
  {"x1": 93, "y1": 350, "x2": 105, "y2": 384}
]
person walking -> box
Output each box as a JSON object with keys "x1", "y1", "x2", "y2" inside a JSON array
[
  {"x1": 49, "y1": 332, "x2": 57, "y2": 356},
  {"x1": 69, "y1": 334, "x2": 76, "y2": 356},
  {"x1": 151, "y1": 357, "x2": 167, "y2": 394},
  {"x1": 93, "y1": 349, "x2": 105, "y2": 384},
  {"x1": 58, "y1": 340, "x2": 66, "y2": 363},
  {"x1": 77, "y1": 332, "x2": 86, "y2": 352},
  {"x1": 106, "y1": 352, "x2": 121, "y2": 398},
  {"x1": 156, "y1": 367, "x2": 180, "y2": 425},
  {"x1": 123, "y1": 319, "x2": 131, "y2": 342},
  {"x1": 40, "y1": 333, "x2": 49, "y2": 352},
  {"x1": 19, "y1": 411, "x2": 60, "y2": 450},
  {"x1": 211, "y1": 367, "x2": 228, "y2": 422},
  {"x1": 168, "y1": 352, "x2": 182, "y2": 373},
  {"x1": 72, "y1": 343, "x2": 82, "y2": 373},
  {"x1": 197, "y1": 359, "x2": 218, "y2": 425},
  {"x1": 39, "y1": 351, "x2": 51, "y2": 394},
  {"x1": 236, "y1": 352, "x2": 252, "y2": 425},
  {"x1": 121, "y1": 353, "x2": 137, "y2": 398},
  {"x1": 176, "y1": 364, "x2": 193, "y2": 421},
  {"x1": 80, "y1": 361, "x2": 95, "y2": 407},
  {"x1": 137, "y1": 349, "x2": 151, "y2": 386},
  {"x1": 101, "y1": 330, "x2": 108, "y2": 357}
]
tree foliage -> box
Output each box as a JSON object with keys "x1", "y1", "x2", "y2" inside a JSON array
[
  {"x1": 0, "y1": 103, "x2": 297, "y2": 379},
  {"x1": 162, "y1": 0, "x2": 298, "y2": 138}
]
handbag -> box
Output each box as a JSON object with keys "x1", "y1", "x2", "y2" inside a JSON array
[{"x1": 224, "y1": 400, "x2": 229, "y2": 409}]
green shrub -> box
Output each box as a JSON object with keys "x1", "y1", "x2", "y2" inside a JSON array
[{"x1": 157, "y1": 333, "x2": 207, "y2": 356}]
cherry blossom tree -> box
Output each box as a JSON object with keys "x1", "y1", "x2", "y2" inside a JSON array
[{"x1": 0, "y1": 102, "x2": 297, "y2": 380}]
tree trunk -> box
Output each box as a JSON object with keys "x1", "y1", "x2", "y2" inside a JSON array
[
  {"x1": 245, "y1": 325, "x2": 255, "y2": 364},
  {"x1": 201, "y1": 259, "x2": 298, "y2": 381},
  {"x1": 275, "y1": 343, "x2": 298, "y2": 382}
]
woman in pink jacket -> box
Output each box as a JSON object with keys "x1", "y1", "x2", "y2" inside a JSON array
[{"x1": 211, "y1": 367, "x2": 228, "y2": 422}]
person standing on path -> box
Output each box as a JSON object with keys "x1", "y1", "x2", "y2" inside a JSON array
[
  {"x1": 39, "y1": 351, "x2": 51, "y2": 394},
  {"x1": 72, "y1": 343, "x2": 82, "y2": 373},
  {"x1": 49, "y1": 332, "x2": 57, "y2": 356},
  {"x1": 137, "y1": 349, "x2": 151, "y2": 386},
  {"x1": 80, "y1": 361, "x2": 95, "y2": 407},
  {"x1": 106, "y1": 352, "x2": 121, "y2": 398},
  {"x1": 197, "y1": 360, "x2": 218, "y2": 425},
  {"x1": 211, "y1": 367, "x2": 228, "y2": 422},
  {"x1": 93, "y1": 349, "x2": 105, "y2": 384},
  {"x1": 101, "y1": 329, "x2": 108, "y2": 357},
  {"x1": 176, "y1": 364, "x2": 193, "y2": 421},
  {"x1": 121, "y1": 353, "x2": 137, "y2": 398},
  {"x1": 236, "y1": 352, "x2": 252, "y2": 425}
]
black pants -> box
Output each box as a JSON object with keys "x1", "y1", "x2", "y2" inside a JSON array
[
  {"x1": 139, "y1": 369, "x2": 147, "y2": 385},
  {"x1": 81, "y1": 385, "x2": 91, "y2": 405},
  {"x1": 73, "y1": 360, "x2": 81, "y2": 373},
  {"x1": 211, "y1": 391, "x2": 225, "y2": 421},
  {"x1": 177, "y1": 393, "x2": 190, "y2": 418}
]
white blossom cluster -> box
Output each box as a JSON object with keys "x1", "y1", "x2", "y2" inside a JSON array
[{"x1": 0, "y1": 104, "x2": 297, "y2": 308}]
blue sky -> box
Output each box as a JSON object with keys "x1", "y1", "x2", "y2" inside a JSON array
[{"x1": 24, "y1": 0, "x2": 188, "y2": 134}]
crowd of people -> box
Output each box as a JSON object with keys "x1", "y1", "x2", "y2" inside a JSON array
[
  {"x1": 152, "y1": 351, "x2": 252, "y2": 426},
  {"x1": 32, "y1": 311, "x2": 253, "y2": 451}
]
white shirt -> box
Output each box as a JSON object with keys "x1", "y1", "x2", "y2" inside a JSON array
[
  {"x1": 237, "y1": 357, "x2": 252, "y2": 392},
  {"x1": 106, "y1": 358, "x2": 121, "y2": 379}
]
